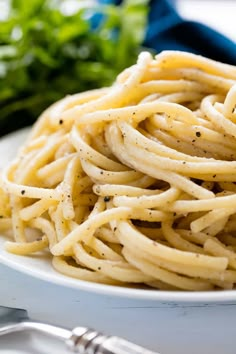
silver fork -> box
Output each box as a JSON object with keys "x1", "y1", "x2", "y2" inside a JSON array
[{"x1": 0, "y1": 305, "x2": 159, "y2": 354}]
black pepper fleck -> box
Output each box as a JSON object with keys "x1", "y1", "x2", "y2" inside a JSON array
[
  {"x1": 59, "y1": 119, "x2": 64, "y2": 125},
  {"x1": 196, "y1": 131, "x2": 201, "y2": 137},
  {"x1": 21, "y1": 190, "x2": 25, "y2": 195},
  {"x1": 104, "y1": 196, "x2": 110, "y2": 202}
]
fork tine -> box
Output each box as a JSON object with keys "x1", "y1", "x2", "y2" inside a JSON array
[{"x1": 0, "y1": 306, "x2": 28, "y2": 325}]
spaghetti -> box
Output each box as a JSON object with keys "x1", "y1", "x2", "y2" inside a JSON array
[{"x1": 2, "y1": 51, "x2": 236, "y2": 290}]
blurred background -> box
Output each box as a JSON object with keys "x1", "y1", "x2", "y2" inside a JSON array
[
  {"x1": 0, "y1": 0, "x2": 236, "y2": 137},
  {"x1": 178, "y1": 0, "x2": 236, "y2": 42}
]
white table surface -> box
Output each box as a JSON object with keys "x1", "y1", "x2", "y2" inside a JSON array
[
  {"x1": 1, "y1": 1, "x2": 236, "y2": 353},
  {"x1": 1, "y1": 263, "x2": 236, "y2": 354}
]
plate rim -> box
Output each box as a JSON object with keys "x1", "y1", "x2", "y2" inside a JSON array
[
  {"x1": 1, "y1": 239, "x2": 236, "y2": 302},
  {"x1": 1, "y1": 128, "x2": 236, "y2": 303},
  {"x1": 0, "y1": 236, "x2": 236, "y2": 303}
]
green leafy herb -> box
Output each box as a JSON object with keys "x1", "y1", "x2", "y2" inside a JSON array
[{"x1": 0, "y1": 0, "x2": 149, "y2": 135}]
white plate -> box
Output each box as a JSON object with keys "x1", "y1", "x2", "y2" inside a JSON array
[{"x1": 0, "y1": 129, "x2": 236, "y2": 302}]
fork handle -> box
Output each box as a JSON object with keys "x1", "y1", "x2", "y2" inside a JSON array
[
  {"x1": 0, "y1": 322, "x2": 159, "y2": 354},
  {"x1": 66, "y1": 327, "x2": 159, "y2": 354}
]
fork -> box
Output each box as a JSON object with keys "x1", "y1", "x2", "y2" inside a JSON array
[{"x1": 0, "y1": 305, "x2": 159, "y2": 354}]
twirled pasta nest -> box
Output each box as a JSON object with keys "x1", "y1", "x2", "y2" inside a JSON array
[{"x1": 1, "y1": 51, "x2": 236, "y2": 291}]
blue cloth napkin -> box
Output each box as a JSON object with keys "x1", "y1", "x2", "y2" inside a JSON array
[{"x1": 104, "y1": 0, "x2": 236, "y2": 65}]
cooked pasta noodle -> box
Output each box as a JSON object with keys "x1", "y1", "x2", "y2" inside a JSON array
[{"x1": 2, "y1": 50, "x2": 236, "y2": 290}]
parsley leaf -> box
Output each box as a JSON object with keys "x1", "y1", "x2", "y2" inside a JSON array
[{"x1": 0, "y1": 0, "x2": 149, "y2": 135}]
